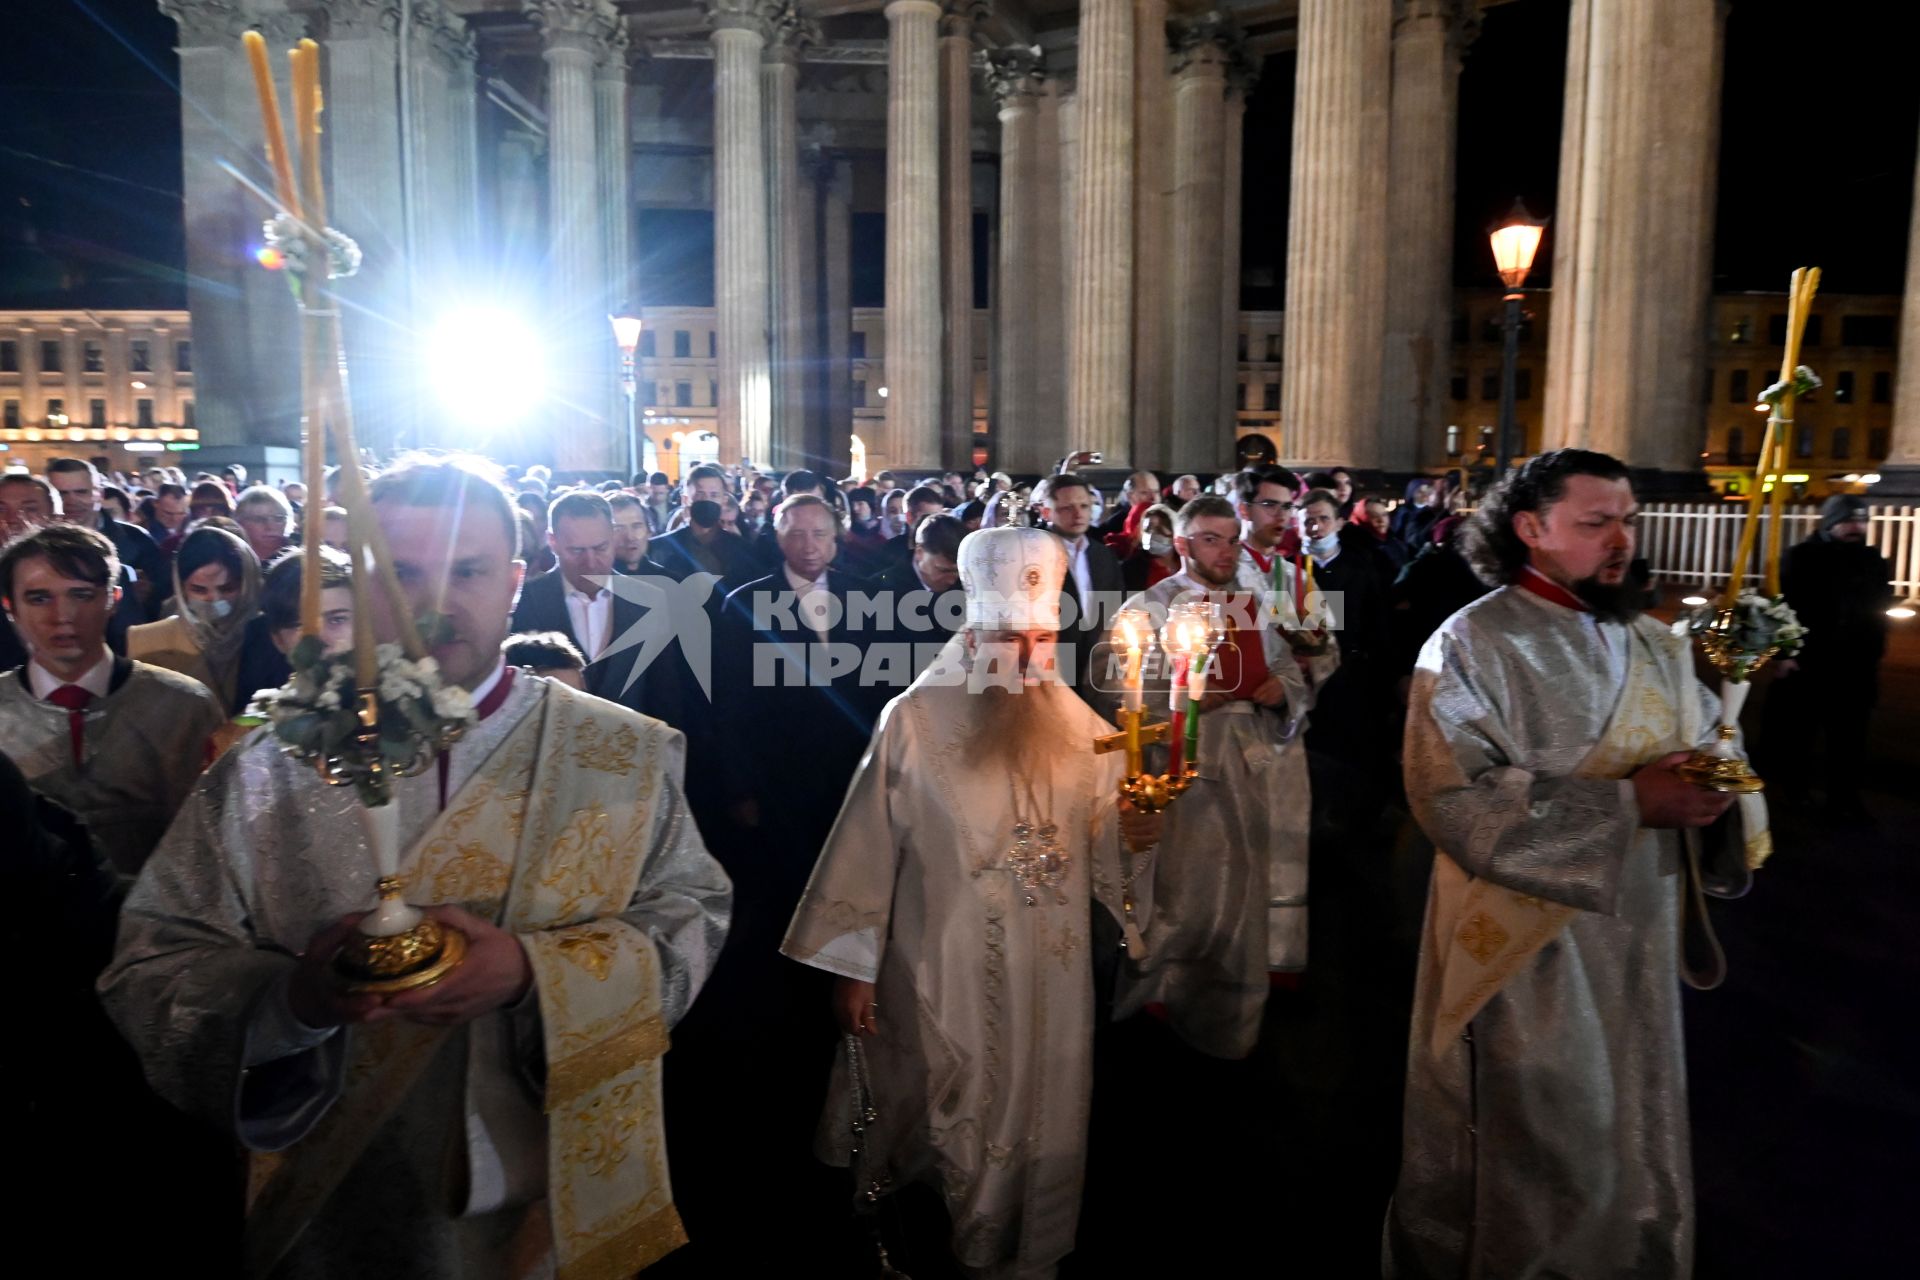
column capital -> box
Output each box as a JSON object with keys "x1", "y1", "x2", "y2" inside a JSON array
[
  {"x1": 162, "y1": 1, "x2": 307, "y2": 47},
  {"x1": 940, "y1": 0, "x2": 990, "y2": 40},
  {"x1": 985, "y1": 44, "x2": 1046, "y2": 108},
  {"x1": 763, "y1": 2, "x2": 820, "y2": 65},
  {"x1": 1168, "y1": 11, "x2": 1243, "y2": 78},
  {"x1": 319, "y1": 0, "x2": 402, "y2": 40},
  {"x1": 414, "y1": 2, "x2": 478, "y2": 69},
  {"x1": 525, "y1": 0, "x2": 614, "y2": 54},
  {"x1": 701, "y1": 0, "x2": 781, "y2": 41},
  {"x1": 885, "y1": 0, "x2": 943, "y2": 23},
  {"x1": 595, "y1": 15, "x2": 636, "y2": 77}
]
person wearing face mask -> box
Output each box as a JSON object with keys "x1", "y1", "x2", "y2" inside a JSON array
[
  {"x1": 1295, "y1": 488, "x2": 1393, "y2": 776},
  {"x1": 127, "y1": 525, "x2": 261, "y2": 718},
  {"x1": 1120, "y1": 501, "x2": 1181, "y2": 592}
]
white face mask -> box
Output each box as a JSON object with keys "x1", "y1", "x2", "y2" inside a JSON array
[
  {"x1": 1309, "y1": 532, "x2": 1340, "y2": 560},
  {"x1": 194, "y1": 597, "x2": 234, "y2": 621}
]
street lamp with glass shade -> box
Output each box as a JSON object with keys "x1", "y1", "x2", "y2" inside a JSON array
[
  {"x1": 609, "y1": 309, "x2": 643, "y2": 485},
  {"x1": 1488, "y1": 199, "x2": 1547, "y2": 474}
]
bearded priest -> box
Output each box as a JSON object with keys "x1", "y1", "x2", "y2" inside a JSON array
[
  {"x1": 100, "y1": 457, "x2": 733, "y2": 1280},
  {"x1": 1384, "y1": 450, "x2": 1766, "y2": 1278},
  {"x1": 783, "y1": 526, "x2": 1163, "y2": 1280}
]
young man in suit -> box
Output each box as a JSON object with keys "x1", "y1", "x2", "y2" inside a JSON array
[
  {"x1": 873, "y1": 512, "x2": 966, "y2": 652},
  {"x1": 1036, "y1": 472, "x2": 1125, "y2": 717},
  {"x1": 509, "y1": 490, "x2": 699, "y2": 730},
  {"x1": 649, "y1": 465, "x2": 760, "y2": 588}
]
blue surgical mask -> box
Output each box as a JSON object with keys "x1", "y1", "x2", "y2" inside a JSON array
[{"x1": 194, "y1": 597, "x2": 234, "y2": 622}]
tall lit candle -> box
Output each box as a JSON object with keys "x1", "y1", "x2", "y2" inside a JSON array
[
  {"x1": 242, "y1": 31, "x2": 300, "y2": 217},
  {"x1": 1168, "y1": 654, "x2": 1188, "y2": 776},
  {"x1": 1116, "y1": 608, "x2": 1147, "y2": 713}
]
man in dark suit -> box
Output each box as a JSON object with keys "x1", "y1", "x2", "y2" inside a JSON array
[
  {"x1": 875, "y1": 483, "x2": 948, "y2": 574},
  {"x1": 46, "y1": 458, "x2": 161, "y2": 622},
  {"x1": 509, "y1": 490, "x2": 695, "y2": 728},
  {"x1": 649, "y1": 465, "x2": 762, "y2": 588},
  {"x1": 872, "y1": 512, "x2": 966, "y2": 657},
  {"x1": 717, "y1": 495, "x2": 890, "y2": 894},
  {"x1": 1036, "y1": 471, "x2": 1125, "y2": 718},
  {"x1": 608, "y1": 491, "x2": 677, "y2": 579}
]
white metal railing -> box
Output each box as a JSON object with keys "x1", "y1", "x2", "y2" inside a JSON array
[{"x1": 1636, "y1": 502, "x2": 1920, "y2": 600}]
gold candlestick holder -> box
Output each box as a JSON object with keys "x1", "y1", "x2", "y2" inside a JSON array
[{"x1": 1094, "y1": 705, "x2": 1196, "y2": 814}]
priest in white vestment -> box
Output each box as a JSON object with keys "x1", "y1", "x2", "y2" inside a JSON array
[
  {"x1": 1385, "y1": 451, "x2": 1767, "y2": 1279},
  {"x1": 783, "y1": 526, "x2": 1162, "y2": 1280},
  {"x1": 1108, "y1": 494, "x2": 1330, "y2": 1059},
  {"x1": 101, "y1": 458, "x2": 732, "y2": 1280}
]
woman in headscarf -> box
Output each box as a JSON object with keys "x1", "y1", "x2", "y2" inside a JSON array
[{"x1": 128, "y1": 525, "x2": 261, "y2": 715}]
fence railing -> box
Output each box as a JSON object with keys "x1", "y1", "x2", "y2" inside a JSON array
[{"x1": 1636, "y1": 502, "x2": 1920, "y2": 600}]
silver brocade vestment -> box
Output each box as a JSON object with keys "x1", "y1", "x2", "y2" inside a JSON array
[
  {"x1": 1386, "y1": 586, "x2": 1760, "y2": 1280},
  {"x1": 99, "y1": 675, "x2": 731, "y2": 1280},
  {"x1": 0, "y1": 660, "x2": 226, "y2": 875},
  {"x1": 782, "y1": 636, "x2": 1134, "y2": 1280},
  {"x1": 1107, "y1": 567, "x2": 1333, "y2": 1059}
]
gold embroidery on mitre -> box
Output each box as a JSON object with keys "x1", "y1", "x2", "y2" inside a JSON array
[{"x1": 1458, "y1": 912, "x2": 1510, "y2": 964}]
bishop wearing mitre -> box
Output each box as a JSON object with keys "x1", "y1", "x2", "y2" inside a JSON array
[
  {"x1": 101, "y1": 457, "x2": 733, "y2": 1280},
  {"x1": 783, "y1": 526, "x2": 1162, "y2": 1280}
]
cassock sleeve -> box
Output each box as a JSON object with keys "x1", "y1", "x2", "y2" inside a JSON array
[
  {"x1": 1404, "y1": 625, "x2": 1635, "y2": 915},
  {"x1": 608, "y1": 742, "x2": 734, "y2": 1028},
  {"x1": 779, "y1": 698, "x2": 909, "y2": 982},
  {"x1": 97, "y1": 762, "x2": 347, "y2": 1149}
]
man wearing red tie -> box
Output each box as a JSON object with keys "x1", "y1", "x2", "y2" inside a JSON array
[{"x1": 0, "y1": 522, "x2": 225, "y2": 875}]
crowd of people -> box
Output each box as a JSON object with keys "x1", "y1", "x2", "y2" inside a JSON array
[{"x1": 0, "y1": 443, "x2": 1892, "y2": 1278}]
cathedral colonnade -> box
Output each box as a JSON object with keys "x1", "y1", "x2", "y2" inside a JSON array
[{"x1": 157, "y1": 1, "x2": 1812, "y2": 486}]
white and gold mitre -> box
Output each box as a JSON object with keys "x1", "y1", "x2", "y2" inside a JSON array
[{"x1": 959, "y1": 526, "x2": 1068, "y2": 631}]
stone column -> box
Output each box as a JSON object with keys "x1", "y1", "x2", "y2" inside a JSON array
[
  {"x1": 1878, "y1": 112, "x2": 1920, "y2": 497},
  {"x1": 160, "y1": 0, "x2": 303, "y2": 453},
  {"x1": 939, "y1": 3, "x2": 983, "y2": 469},
  {"x1": 1032, "y1": 82, "x2": 1070, "y2": 457},
  {"x1": 596, "y1": 17, "x2": 635, "y2": 469},
  {"x1": 1066, "y1": 0, "x2": 1134, "y2": 464},
  {"x1": 703, "y1": 0, "x2": 775, "y2": 466},
  {"x1": 1381, "y1": 0, "x2": 1474, "y2": 472},
  {"x1": 762, "y1": 9, "x2": 815, "y2": 470},
  {"x1": 435, "y1": 12, "x2": 482, "y2": 256},
  {"x1": 1167, "y1": 16, "x2": 1231, "y2": 474},
  {"x1": 327, "y1": 0, "x2": 416, "y2": 457},
  {"x1": 1219, "y1": 60, "x2": 1252, "y2": 468},
  {"x1": 1542, "y1": 0, "x2": 1723, "y2": 486},
  {"x1": 987, "y1": 48, "x2": 1045, "y2": 473},
  {"x1": 821, "y1": 155, "x2": 855, "y2": 471},
  {"x1": 1281, "y1": 0, "x2": 1392, "y2": 468},
  {"x1": 528, "y1": 0, "x2": 615, "y2": 472},
  {"x1": 884, "y1": 0, "x2": 942, "y2": 472},
  {"x1": 1057, "y1": 85, "x2": 1079, "y2": 352},
  {"x1": 1132, "y1": 0, "x2": 1174, "y2": 469}
]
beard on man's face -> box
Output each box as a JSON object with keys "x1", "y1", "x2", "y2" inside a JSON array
[
  {"x1": 965, "y1": 680, "x2": 1072, "y2": 775},
  {"x1": 1572, "y1": 574, "x2": 1644, "y2": 624}
]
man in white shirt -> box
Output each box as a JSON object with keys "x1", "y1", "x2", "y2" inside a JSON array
[
  {"x1": 1036, "y1": 471, "x2": 1124, "y2": 714},
  {"x1": 510, "y1": 490, "x2": 617, "y2": 661},
  {"x1": 0, "y1": 522, "x2": 223, "y2": 873}
]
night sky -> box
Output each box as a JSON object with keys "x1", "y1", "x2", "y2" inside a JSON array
[{"x1": 3, "y1": 0, "x2": 1915, "y2": 310}]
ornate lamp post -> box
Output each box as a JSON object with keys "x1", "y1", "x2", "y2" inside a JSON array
[
  {"x1": 610, "y1": 308, "x2": 643, "y2": 483},
  {"x1": 1488, "y1": 199, "x2": 1546, "y2": 475}
]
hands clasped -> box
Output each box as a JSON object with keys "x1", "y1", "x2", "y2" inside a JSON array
[{"x1": 287, "y1": 905, "x2": 533, "y2": 1030}]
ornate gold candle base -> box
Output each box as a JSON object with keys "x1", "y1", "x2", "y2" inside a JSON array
[
  {"x1": 1676, "y1": 726, "x2": 1766, "y2": 795},
  {"x1": 1118, "y1": 765, "x2": 1196, "y2": 814},
  {"x1": 333, "y1": 877, "x2": 469, "y2": 994}
]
